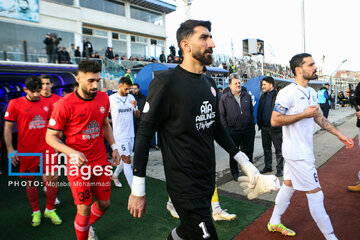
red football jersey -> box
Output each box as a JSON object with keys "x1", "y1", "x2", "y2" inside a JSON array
[
  {"x1": 4, "y1": 97, "x2": 53, "y2": 154},
  {"x1": 48, "y1": 91, "x2": 110, "y2": 167},
  {"x1": 41, "y1": 94, "x2": 62, "y2": 107}
]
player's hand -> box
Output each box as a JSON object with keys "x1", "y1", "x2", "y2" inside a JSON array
[
  {"x1": 302, "y1": 105, "x2": 319, "y2": 118},
  {"x1": 338, "y1": 134, "x2": 354, "y2": 149},
  {"x1": 69, "y1": 150, "x2": 88, "y2": 167},
  {"x1": 238, "y1": 174, "x2": 280, "y2": 200},
  {"x1": 234, "y1": 151, "x2": 259, "y2": 188},
  {"x1": 112, "y1": 149, "x2": 121, "y2": 166},
  {"x1": 8, "y1": 149, "x2": 19, "y2": 167},
  {"x1": 128, "y1": 193, "x2": 147, "y2": 218},
  {"x1": 130, "y1": 100, "x2": 137, "y2": 109}
]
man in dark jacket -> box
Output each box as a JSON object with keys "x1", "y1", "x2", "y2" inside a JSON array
[
  {"x1": 257, "y1": 77, "x2": 284, "y2": 177},
  {"x1": 131, "y1": 83, "x2": 146, "y2": 136},
  {"x1": 347, "y1": 82, "x2": 360, "y2": 192},
  {"x1": 219, "y1": 73, "x2": 255, "y2": 181}
]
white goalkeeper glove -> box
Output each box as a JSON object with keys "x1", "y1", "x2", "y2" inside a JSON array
[
  {"x1": 233, "y1": 151, "x2": 259, "y2": 188},
  {"x1": 238, "y1": 174, "x2": 280, "y2": 200}
]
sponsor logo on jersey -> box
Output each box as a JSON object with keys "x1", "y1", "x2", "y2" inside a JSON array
[
  {"x1": 43, "y1": 106, "x2": 49, "y2": 112},
  {"x1": 100, "y1": 106, "x2": 105, "y2": 114},
  {"x1": 82, "y1": 120, "x2": 100, "y2": 140},
  {"x1": 195, "y1": 101, "x2": 215, "y2": 130},
  {"x1": 118, "y1": 107, "x2": 132, "y2": 113},
  {"x1": 210, "y1": 87, "x2": 216, "y2": 97},
  {"x1": 5, "y1": 112, "x2": 9, "y2": 117},
  {"x1": 29, "y1": 115, "x2": 46, "y2": 129}
]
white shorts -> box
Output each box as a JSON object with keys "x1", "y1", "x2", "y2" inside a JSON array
[
  {"x1": 283, "y1": 159, "x2": 321, "y2": 191},
  {"x1": 116, "y1": 138, "x2": 134, "y2": 156}
]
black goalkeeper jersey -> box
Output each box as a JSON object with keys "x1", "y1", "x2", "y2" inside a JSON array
[{"x1": 133, "y1": 65, "x2": 239, "y2": 199}]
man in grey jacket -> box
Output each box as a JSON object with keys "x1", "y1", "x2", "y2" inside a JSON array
[{"x1": 219, "y1": 73, "x2": 255, "y2": 181}]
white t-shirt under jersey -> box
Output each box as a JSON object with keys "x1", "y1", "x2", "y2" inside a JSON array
[
  {"x1": 109, "y1": 93, "x2": 136, "y2": 140},
  {"x1": 274, "y1": 82, "x2": 318, "y2": 161}
]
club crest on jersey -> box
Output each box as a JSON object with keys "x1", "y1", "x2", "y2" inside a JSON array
[
  {"x1": 43, "y1": 106, "x2": 49, "y2": 112},
  {"x1": 210, "y1": 87, "x2": 216, "y2": 97},
  {"x1": 100, "y1": 106, "x2": 106, "y2": 114}
]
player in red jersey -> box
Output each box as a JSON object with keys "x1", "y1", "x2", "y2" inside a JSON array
[
  {"x1": 46, "y1": 60, "x2": 121, "y2": 240},
  {"x1": 40, "y1": 74, "x2": 62, "y2": 205},
  {"x1": 4, "y1": 76, "x2": 62, "y2": 227},
  {"x1": 40, "y1": 74, "x2": 62, "y2": 106}
]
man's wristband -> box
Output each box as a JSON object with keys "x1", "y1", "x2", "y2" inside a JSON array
[
  {"x1": 111, "y1": 143, "x2": 119, "y2": 151},
  {"x1": 132, "y1": 176, "x2": 145, "y2": 196}
]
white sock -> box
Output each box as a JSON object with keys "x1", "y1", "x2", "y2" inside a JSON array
[
  {"x1": 211, "y1": 201, "x2": 221, "y2": 213},
  {"x1": 123, "y1": 163, "x2": 133, "y2": 189},
  {"x1": 113, "y1": 161, "x2": 124, "y2": 178},
  {"x1": 270, "y1": 184, "x2": 295, "y2": 225},
  {"x1": 307, "y1": 191, "x2": 337, "y2": 240}
]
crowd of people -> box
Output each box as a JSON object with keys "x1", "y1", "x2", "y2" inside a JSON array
[{"x1": 1, "y1": 19, "x2": 359, "y2": 240}]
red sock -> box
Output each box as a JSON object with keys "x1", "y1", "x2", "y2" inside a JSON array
[
  {"x1": 89, "y1": 203, "x2": 106, "y2": 226},
  {"x1": 26, "y1": 187, "x2": 39, "y2": 212},
  {"x1": 74, "y1": 213, "x2": 90, "y2": 240},
  {"x1": 45, "y1": 184, "x2": 58, "y2": 211}
]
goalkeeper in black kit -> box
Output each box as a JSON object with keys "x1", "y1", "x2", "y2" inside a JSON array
[{"x1": 128, "y1": 19, "x2": 280, "y2": 240}]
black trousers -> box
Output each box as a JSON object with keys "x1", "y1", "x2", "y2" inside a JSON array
[
  {"x1": 167, "y1": 192, "x2": 218, "y2": 240},
  {"x1": 320, "y1": 103, "x2": 330, "y2": 118},
  {"x1": 229, "y1": 127, "x2": 255, "y2": 177},
  {"x1": 261, "y1": 126, "x2": 284, "y2": 171}
]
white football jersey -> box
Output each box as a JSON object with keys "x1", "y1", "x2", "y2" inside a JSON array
[
  {"x1": 109, "y1": 93, "x2": 136, "y2": 140},
  {"x1": 274, "y1": 83, "x2": 317, "y2": 161}
]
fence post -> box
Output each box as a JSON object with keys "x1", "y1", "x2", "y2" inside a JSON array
[
  {"x1": 3, "y1": 51, "x2": 7, "y2": 61},
  {"x1": 23, "y1": 40, "x2": 28, "y2": 62}
]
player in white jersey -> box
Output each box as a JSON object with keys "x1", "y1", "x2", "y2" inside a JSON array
[
  {"x1": 110, "y1": 77, "x2": 140, "y2": 188},
  {"x1": 267, "y1": 53, "x2": 354, "y2": 240}
]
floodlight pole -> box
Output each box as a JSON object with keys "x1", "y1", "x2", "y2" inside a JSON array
[
  {"x1": 330, "y1": 59, "x2": 347, "y2": 106},
  {"x1": 301, "y1": 0, "x2": 306, "y2": 52}
]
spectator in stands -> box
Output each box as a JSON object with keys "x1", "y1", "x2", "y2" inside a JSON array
[
  {"x1": 257, "y1": 77, "x2": 284, "y2": 177},
  {"x1": 74, "y1": 46, "x2": 81, "y2": 64},
  {"x1": 317, "y1": 84, "x2": 331, "y2": 118},
  {"x1": 57, "y1": 46, "x2": 70, "y2": 64},
  {"x1": 219, "y1": 73, "x2": 256, "y2": 181},
  {"x1": 218, "y1": 87, "x2": 223, "y2": 97},
  {"x1": 338, "y1": 91, "x2": 348, "y2": 107},
  {"x1": 94, "y1": 52, "x2": 101, "y2": 59},
  {"x1": 242, "y1": 70, "x2": 248, "y2": 79},
  {"x1": 105, "y1": 47, "x2": 114, "y2": 60},
  {"x1": 159, "y1": 51, "x2": 166, "y2": 63},
  {"x1": 68, "y1": 44, "x2": 75, "y2": 63},
  {"x1": 121, "y1": 56, "x2": 126, "y2": 60},
  {"x1": 330, "y1": 90, "x2": 336, "y2": 109},
  {"x1": 82, "y1": 37, "x2": 93, "y2": 58},
  {"x1": 43, "y1": 33, "x2": 57, "y2": 63},
  {"x1": 125, "y1": 69, "x2": 133, "y2": 84}
]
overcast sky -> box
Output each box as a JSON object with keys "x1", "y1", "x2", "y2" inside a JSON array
[{"x1": 164, "y1": 0, "x2": 360, "y2": 75}]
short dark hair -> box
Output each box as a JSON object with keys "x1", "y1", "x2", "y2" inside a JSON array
[
  {"x1": 325, "y1": 83, "x2": 330, "y2": 86},
  {"x1": 176, "y1": 19, "x2": 211, "y2": 53},
  {"x1": 78, "y1": 60, "x2": 101, "y2": 74},
  {"x1": 119, "y1": 77, "x2": 132, "y2": 86},
  {"x1": 72, "y1": 81, "x2": 79, "y2": 88},
  {"x1": 132, "y1": 83, "x2": 140, "y2": 88},
  {"x1": 262, "y1": 76, "x2": 274, "y2": 86},
  {"x1": 25, "y1": 76, "x2": 42, "y2": 91},
  {"x1": 289, "y1": 53, "x2": 312, "y2": 76},
  {"x1": 62, "y1": 88, "x2": 73, "y2": 94},
  {"x1": 40, "y1": 74, "x2": 52, "y2": 83}
]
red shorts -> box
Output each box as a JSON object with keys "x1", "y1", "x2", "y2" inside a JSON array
[
  {"x1": 67, "y1": 164, "x2": 111, "y2": 205},
  {"x1": 18, "y1": 151, "x2": 57, "y2": 179}
]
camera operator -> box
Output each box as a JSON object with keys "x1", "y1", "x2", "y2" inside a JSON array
[
  {"x1": 347, "y1": 82, "x2": 360, "y2": 192},
  {"x1": 43, "y1": 33, "x2": 61, "y2": 63}
]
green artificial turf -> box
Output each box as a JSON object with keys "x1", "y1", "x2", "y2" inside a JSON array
[{"x1": 0, "y1": 174, "x2": 267, "y2": 240}]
